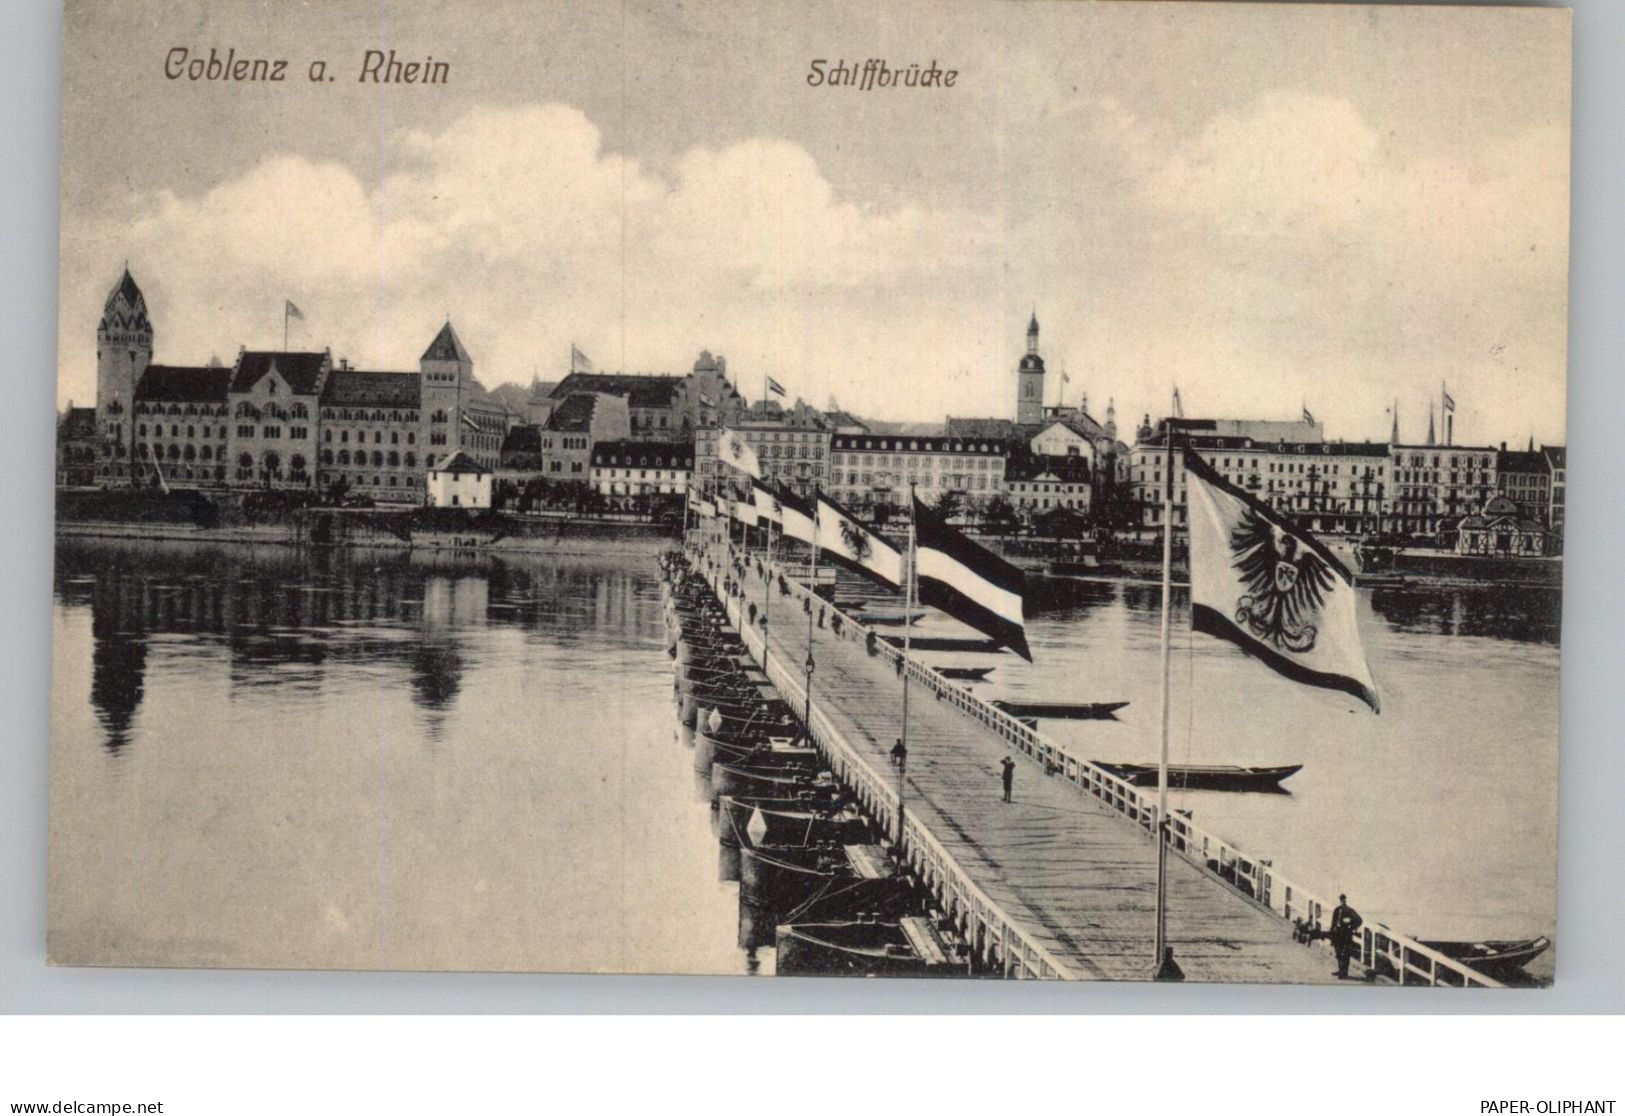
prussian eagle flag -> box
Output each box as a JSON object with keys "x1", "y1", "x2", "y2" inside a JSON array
[
  {"x1": 716, "y1": 428, "x2": 761, "y2": 478},
  {"x1": 750, "y1": 478, "x2": 782, "y2": 526},
  {"x1": 815, "y1": 492, "x2": 903, "y2": 590},
  {"x1": 1185, "y1": 452, "x2": 1380, "y2": 711},
  {"x1": 775, "y1": 486, "x2": 817, "y2": 548},
  {"x1": 911, "y1": 497, "x2": 1032, "y2": 661}
]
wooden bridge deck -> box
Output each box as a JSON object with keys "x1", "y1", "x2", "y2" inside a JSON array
[{"x1": 720, "y1": 547, "x2": 1341, "y2": 984}]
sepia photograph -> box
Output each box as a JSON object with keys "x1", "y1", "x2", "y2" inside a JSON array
[{"x1": 49, "y1": 0, "x2": 1571, "y2": 986}]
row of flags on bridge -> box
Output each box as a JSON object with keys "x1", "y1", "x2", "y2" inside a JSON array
[{"x1": 704, "y1": 423, "x2": 1377, "y2": 710}]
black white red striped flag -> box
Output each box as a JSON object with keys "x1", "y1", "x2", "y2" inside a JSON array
[{"x1": 911, "y1": 496, "x2": 1032, "y2": 661}]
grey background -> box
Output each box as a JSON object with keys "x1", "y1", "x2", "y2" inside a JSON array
[{"x1": 4, "y1": 0, "x2": 1619, "y2": 1013}]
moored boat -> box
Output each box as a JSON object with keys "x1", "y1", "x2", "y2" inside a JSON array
[
  {"x1": 1091, "y1": 761, "x2": 1302, "y2": 792},
  {"x1": 774, "y1": 916, "x2": 963, "y2": 977},
  {"x1": 1416, "y1": 936, "x2": 1551, "y2": 981},
  {"x1": 992, "y1": 699, "x2": 1129, "y2": 720}
]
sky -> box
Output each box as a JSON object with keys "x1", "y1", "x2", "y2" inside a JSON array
[{"x1": 57, "y1": 0, "x2": 1571, "y2": 447}]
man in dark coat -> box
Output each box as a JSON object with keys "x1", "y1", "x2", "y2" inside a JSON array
[
  {"x1": 999, "y1": 756, "x2": 1016, "y2": 803},
  {"x1": 1328, "y1": 894, "x2": 1363, "y2": 979}
]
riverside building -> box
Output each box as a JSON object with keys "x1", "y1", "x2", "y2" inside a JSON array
[{"x1": 91, "y1": 269, "x2": 519, "y2": 502}]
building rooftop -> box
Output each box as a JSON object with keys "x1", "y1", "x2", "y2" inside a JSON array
[
  {"x1": 59, "y1": 406, "x2": 97, "y2": 438},
  {"x1": 422, "y1": 321, "x2": 472, "y2": 364},
  {"x1": 551, "y1": 371, "x2": 683, "y2": 409},
  {"x1": 230, "y1": 350, "x2": 328, "y2": 395},
  {"x1": 1006, "y1": 454, "x2": 1094, "y2": 483},
  {"x1": 545, "y1": 392, "x2": 601, "y2": 433},
  {"x1": 134, "y1": 364, "x2": 231, "y2": 404},
  {"x1": 320, "y1": 369, "x2": 422, "y2": 408},
  {"x1": 431, "y1": 450, "x2": 487, "y2": 475}
]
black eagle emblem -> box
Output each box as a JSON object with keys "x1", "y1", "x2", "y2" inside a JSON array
[
  {"x1": 1230, "y1": 508, "x2": 1337, "y2": 654},
  {"x1": 839, "y1": 518, "x2": 872, "y2": 563}
]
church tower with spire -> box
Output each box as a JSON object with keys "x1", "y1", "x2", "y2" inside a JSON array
[
  {"x1": 1016, "y1": 310, "x2": 1046, "y2": 426},
  {"x1": 96, "y1": 267, "x2": 153, "y2": 485}
]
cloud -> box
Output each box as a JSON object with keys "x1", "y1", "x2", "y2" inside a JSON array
[
  {"x1": 59, "y1": 103, "x2": 1002, "y2": 418},
  {"x1": 57, "y1": 92, "x2": 1567, "y2": 445}
]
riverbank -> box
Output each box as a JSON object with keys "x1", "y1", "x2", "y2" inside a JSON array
[{"x1": 55, "y1": 512, "x2": 675, "y2": 558}]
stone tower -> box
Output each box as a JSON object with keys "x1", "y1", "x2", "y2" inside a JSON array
[
  {"x1": 97, "y1": 268, "x2": 153, "y2": 485},
  {"x1": 420, "y1": 320, "x2": 473, "y2": 467},
  {"x1": 1016, "y1": 310, "x2": 1045, "y2": 426}
]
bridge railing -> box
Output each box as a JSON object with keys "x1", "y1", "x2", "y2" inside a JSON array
[{"x1": 709, "y1": 539, "x2": 1500, "y2": 989}]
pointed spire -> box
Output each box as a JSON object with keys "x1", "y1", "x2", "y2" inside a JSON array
[
  {"x1": 1026, "y1": 309, "x2": 1040, "y2": 355},
  {"x1": 1391, "y1": 399, "x2": 1399, "y2": 444},
  {"x1": 1528, "y1": 434, "x2": 1535, "y2": 453},
  {"x1": 422, "y1": 320, "x2": 471, "y2": 364},
  {"x1": 1427, "y1": 404, "x2": 1436, "y2": 446}
]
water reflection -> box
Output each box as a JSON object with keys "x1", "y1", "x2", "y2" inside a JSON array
[
  {"x1": 52, "y1": 537, "x2": 749, "y2": 974},
  {"x1": 88, "y1": 602, "x2": 145, "y2": 755},
  {"x1": 55, "y1": 542, "x2": 668, "y2": 756},
  {"x1": 1367, "y1": 585, "x2": 1560, "y2": 645}
]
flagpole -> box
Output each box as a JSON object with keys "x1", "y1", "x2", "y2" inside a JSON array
[
  {"x1": 283, "y1": 303, "x2": 289, "y2": 353},
  {"x1": 897, "y1": 483, "x2": 917, "y2": 852},
  {"x1": 802, "y1": 483, "x2": 820, "y2": 747},
  {"x1": 1153, "y1": 408, "x2": 1177, "y2": 975}
]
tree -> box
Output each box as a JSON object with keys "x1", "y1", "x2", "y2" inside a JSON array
[
  {"x1": 935, "y1": 490, "x2": 963, "y2": 523},
  {"x1": 983, "y1": 495, "x2": 1019, "y2": 534}
]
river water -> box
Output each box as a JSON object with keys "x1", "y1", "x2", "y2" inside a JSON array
[
  {"x1": 968, "y1": 576, "x2": 1560, "y2": 948},
  {"x1": 49, "y1": 537, "x2": 1559, "y2": 974},
  {"x1": 49, "y1": 537, "x2": 748, "y2": 973}
]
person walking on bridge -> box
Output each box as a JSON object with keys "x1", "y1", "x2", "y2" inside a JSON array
[
  {"x1": 999, "y1": 756, "x2": 1016, "y2": 803},
  {"x1": 1328, "y1": 894, "x2": 1363, "y2": 979}
]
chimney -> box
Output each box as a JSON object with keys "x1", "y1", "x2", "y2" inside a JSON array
[{"x1": 1500, "y1": 441, "x2": 1506, "y2": 452}]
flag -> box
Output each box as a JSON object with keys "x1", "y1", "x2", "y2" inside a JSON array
[
  {"x1": 1302, "y1": 405, "x2": 1315, "y2": 425},
  {"x1": 730, "y1": 497, "x2": 758, "y2": 528},
  {"x1": 1442, "y1": 389, "x2": 1456, "y2": 413},
  {"x1": 1184, "y1": 452, "x2": 1379, "y2": 711},
  {"x1": 693, "y1": 496, "x2": 717, "y2": 519},
  {"x1": 750, "y1": 478, "x2": 783, "y2": 526},
  {"x1": 816, "y1": 492, "x2": 904, "y2": 589},
  {"x1": 571, "y1": 345, "x2": 594, "y2": 373},
  {"x1": 285, "y1": 300, "x2": 304, "y2": 321},
  {"x1": 461, "y1": 413, "x2": 480, "y2": 432},
  {"x1": 775, "y1": 486, "x2": 816, "y2": 547},
  {"x1": 911, "y1": 496, "x2": 1032, "y2": 661},
  {"x1": 767, "y1": 376, "x2": 787, "y2": 398},
  {"x1": 716, "y1": 428, "x2": 761, "y2": 478},
  {"x1": 1172, "y1": 386, "x2": 1184, "y2": 419}
]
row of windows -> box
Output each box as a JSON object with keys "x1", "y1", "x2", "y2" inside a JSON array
[
  {"x1": 833, "y1": 472, "x2": 993, "y2": 491},
  {"x1": 322, "y1": 450, "x2": 418, "y2": 468},
  {"x1": 317, "y1": 473, "x2": 418, "y2": 489},
  {"x1": 326, "y1": 428, "x2": 416, "y2": 445},
  {"x1": 321, "y1": 409, "x2": 418, "y2": 423},
  {"x1": 594, "y1": 468, "x2": 685, "y2": 479},
  {"x1": 137, "y1": 403, "x2": 227, "y2": 418},
  {"x1": 139, "y1": 424, "x2": 224, "y2": 439},
  {"x1": 833, "y1": 453, "x2": 998, "y2": 470},
  {"x1": 833, "y1": 439, "x2": 996, "y2": 453},
  {"x1": 235, "y1": 402, "x2": 311, "y2": 421}
]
